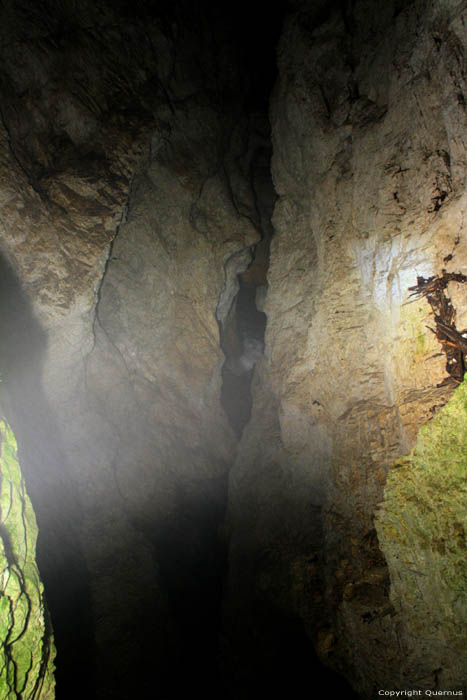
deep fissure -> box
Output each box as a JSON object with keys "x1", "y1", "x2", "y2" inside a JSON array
[
  {"x1": 218, "y1": 119, "x2": 275, "y2": 438},
  {"x1": 220, "y1": 261, "x2": 267, "y2": 437}
]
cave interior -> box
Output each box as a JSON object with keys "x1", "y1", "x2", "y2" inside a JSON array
[{"x1": 0, "y1": 0, "x2": 466, "y2": 699}]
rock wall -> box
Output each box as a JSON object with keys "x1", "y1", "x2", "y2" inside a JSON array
[
  {"x1": 224, "y1": 0, "x2": 467, "y2": 695},
  {"x1": 81, "y1": 105, "x2": 260, "y2": 697},
  {"x1": 0, "y1": 1, "x2": 277, "y2": 697}
]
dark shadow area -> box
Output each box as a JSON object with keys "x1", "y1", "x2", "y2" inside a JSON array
[
  {"x1": 0, "y1": 255, "x2": 96, "y2": 699},
  {"x1": 223, "y1": 601, "x2": 361, "y2": 700},
  {"x1": 138, "y1": 473, "x2": 230, "y2": 699},
  {"x1": 142, "y1": 0, "x2": 287, "y2": 110}
]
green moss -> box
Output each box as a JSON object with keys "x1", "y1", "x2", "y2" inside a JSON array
[
  {"x1": 0, "y1": 420, "x2": 56, "y2": 699},
  {"x1": 376, "y1": 378, "x2": 467, "y2": 686},
  {"x1": 415, "y1": 331, "x2": 426, "y2": 354}
]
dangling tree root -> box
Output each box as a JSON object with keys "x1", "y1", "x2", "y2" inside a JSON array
[{"x1": 408, "y1": 272, "x2": 467, "y2": 383}]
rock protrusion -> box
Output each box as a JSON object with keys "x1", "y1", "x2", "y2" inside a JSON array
[{"x1": 0, "y1": 420, "x2": 56, "y2": 699}]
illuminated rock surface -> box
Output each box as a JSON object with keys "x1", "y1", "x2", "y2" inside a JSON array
[
  {"x1": 223, "y1": 0, "x2": 467, "y2": 696},
  {"x1": 0, "y1": 420, "x2": 55, "y2": 699}
]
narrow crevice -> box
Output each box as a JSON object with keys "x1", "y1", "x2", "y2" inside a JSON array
[
  {"x1": 219, "y1": 250, "x2": 268, "y2": 438},
  {"x1": 129, "y1": 124, "x2": 278, "y2": 699},
  {"x1": 218, "y1": 135, "x2": 276, "y2": 439}
]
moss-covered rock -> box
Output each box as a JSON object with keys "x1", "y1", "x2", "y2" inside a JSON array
[
  {"x1": 376, "y1": 378, "x2": 467, "y2": 690},
  {"x1": 0, "y1": 420, "x2": 55, "y2": 699}
]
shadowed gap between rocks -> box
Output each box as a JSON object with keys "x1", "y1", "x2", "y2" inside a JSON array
[
  {"x1": 219, "y1": 139, "x2": 274, "y2": 438},
  {"x1": 220, "y1": 260, "x2": 268, "y2": 438},
  {"x1": 134, "y1": 473, "x2": 230, "y2": 699},
  {"x1": 222, "y1": 600, "x2": 361, "y2": 699},
  {"x1": 128, "y1": 144, "x2": 275, "y2": 698}
]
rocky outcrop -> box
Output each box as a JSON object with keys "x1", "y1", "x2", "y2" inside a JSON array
[
  {"x1": 0, "y1": 420, "x2": 55, "y2": 699},
  {"x1": 224, "y1": 0, "x2": 467, "y2": 695}
]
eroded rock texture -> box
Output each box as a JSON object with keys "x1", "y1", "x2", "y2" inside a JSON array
[
  {"x1": 0, "y1": 1, "x2": 279, "y2": 697},
  {"x1": 224, "y1": 0, "x2": 467, "y2": 696}
]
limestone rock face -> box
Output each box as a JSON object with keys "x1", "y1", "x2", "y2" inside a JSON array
[
  {"x1": 224, "y1": 0, "x2": 467, "y2": 694},
  {"x1": 80, "y1": 107, "x2": 259, "y2": 695},
  {"x1": 0, "y1": 2, "x2": 264, "y2": 697}
]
